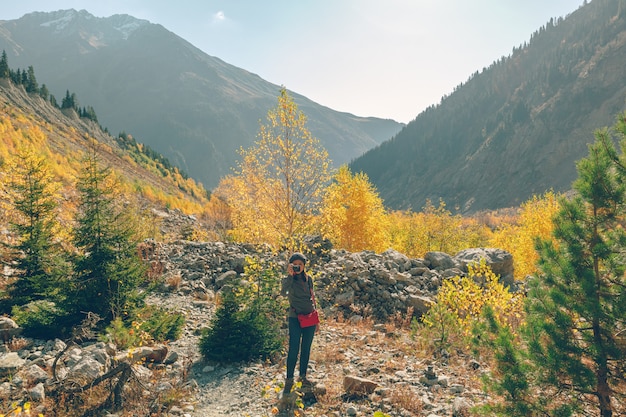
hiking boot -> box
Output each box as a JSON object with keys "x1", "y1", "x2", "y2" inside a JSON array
[
  {"x1": 283, "y1": 377, "x2": 294, "y2": 393},
  {"x1": 298, "y1": 376, "x2": 314, "y2": 388}
]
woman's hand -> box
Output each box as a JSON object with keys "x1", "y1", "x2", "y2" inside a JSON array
[{"x1": 288, "y1": 261, "x2": 305, "y2": 277}]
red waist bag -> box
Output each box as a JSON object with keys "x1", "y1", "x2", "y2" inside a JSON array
[
  {"x1": 296, "y1": 276, "x2": 319, "y2": 328},
  {"x1": 297, "y1": 309, "x2": 320, "y2": 327}
]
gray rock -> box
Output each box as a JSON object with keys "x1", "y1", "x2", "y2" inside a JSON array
[
  {"x1": 0, "y1": 381, "x2": 11, "y2": 397},
  {"x1": 425, "y1": 251, "x2": 458, "y2": 270},
  {"x1": 454, "y1": 247, "x2": 514, "y2": 287},
  {"x1": 19, "y1": 364, "x2": 49, "y2": 384},
  {"x1": 0, "y1": 352, "x2": 25, "y2": 376},
  {"x1": 0, "y1": 317, "x2": 21, "y2": 341},
  {"x1": 0, "y1": 317, "x2": 18, "y2": 330},
  {"x1": 164, "y1": 349, "x2": 179, "y2": 365},
  {"x1": 70, "y1": 356, "x2": 104, "y2": 382},
  {"x1": 335, "y1": 290, "x2": 355, "y2": 307},
  {"x1": 449, "y1": 383, "x2": 465, "y2": 394},
  {"x1": 28, "y1": 382, "x2": 45, "y2": 401},
  {"x1": 407, "y1": 294, "x2": 435, "y2": 315},
  {"x1": 453, "y1": 397, "x2": 471, "y2": 416},
  {"x1": 215, "y1": 270, "x2": 238, "y2": 289}
]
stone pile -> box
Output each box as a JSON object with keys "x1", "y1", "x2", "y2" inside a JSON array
[{"x1": 146, "y1": 239, "x2": 515, "y2": 321}]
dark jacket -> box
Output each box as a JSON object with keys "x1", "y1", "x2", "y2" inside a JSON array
[{"x1": 281, "y1": 273, "x2": 315, "y2": 318}]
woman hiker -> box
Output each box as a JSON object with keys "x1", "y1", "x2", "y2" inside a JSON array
[{"x1": 280, "y1": 252, "x2": 318, "y2": 393}]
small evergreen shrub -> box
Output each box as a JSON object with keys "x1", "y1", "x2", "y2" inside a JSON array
[
  {"x1": 103, "y1": 306, "x2": 185, "y2": 349},
  {"x1": 199, "y1": 257, "x2": 285, "y2": 363},
  {"x1": 12, "y1": 300, "x2": 68, "y2": 339},
  {"x1": 199, "y1": 291, "x2": 282, "y2": 362},
  {"x1": 104, "y1": 317, "x2": 141, "y2": 349},
  {"x1": 139, "y1": 305, "x2": 185, "y2": 342}
]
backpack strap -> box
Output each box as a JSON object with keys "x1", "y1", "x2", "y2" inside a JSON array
[{"x1": 308, "y1": 276, "x2": 316, "y2": 309}]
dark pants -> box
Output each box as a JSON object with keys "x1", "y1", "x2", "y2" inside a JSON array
[{"x1": 286, "y1": 317, "x2": 315, "y2": 379}]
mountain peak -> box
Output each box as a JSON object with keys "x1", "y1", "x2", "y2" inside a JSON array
[
  {"x1": 107, "y1": 13, "x2": 150, "y2": 40},
  {"x1": 37, "y1": 9, "x2": 88, "y2": 32},
  {"x1": 21, "y1": 9, "x2": 149, "y2": 41}
]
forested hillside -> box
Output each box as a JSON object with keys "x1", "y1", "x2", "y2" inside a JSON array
[
  {"x1": 0, "y1": 74, "x2": 210, "y2": 226},
  {"x1": 351, "y1": 0, "x2": 626, "y2": 213}
]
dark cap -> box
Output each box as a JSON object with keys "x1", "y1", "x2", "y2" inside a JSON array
[{"x1": 289, "y1": 252, "x2": 307, "y2": 264}]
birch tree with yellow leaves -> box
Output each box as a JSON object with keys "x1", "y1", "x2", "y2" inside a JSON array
[
  {"x1": 218, "y1": 88, "x2": 331, "y2": 250},
  {"x1": 319, "y1": 165, "x2": 389, "y2": 252},
  {"x1": 489, "y1": 191, "x2": 561, "y2": 279}
]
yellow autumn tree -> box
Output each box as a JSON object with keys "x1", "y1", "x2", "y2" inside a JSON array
[
  {"x1": 218, "y1": 88, "x2": 331, "y2": 250},
  {"x1": 203, "y1": 191, "x2": 232, "y2": 241},
  {"x1": 387, "y1": 210, "x2": 421, "y2": 257},
  {"x1": 388, "y1": 199, "x2": 490, "y2": 257},
  {"x1": 489, "y1": 191, "x2": 560, "y2": 279},
  {"x1": 420, "y1": 260, "x2": 524, "y2": 350},
  {"x1": 319, "y1": 165, "x2": 389, "y2": 252}
]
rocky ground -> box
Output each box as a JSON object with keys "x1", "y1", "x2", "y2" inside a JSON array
[
  {"x1": 156, "y1": 292, "x2": 485, "y2": 417},
  {"x1": 0, "y1": 237, "x2": 507, "y2": 416}
]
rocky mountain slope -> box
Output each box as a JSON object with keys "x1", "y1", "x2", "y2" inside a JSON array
[
  {"x1": 351, "y1": 0, "x2": 626, "y2": 213},
  {"x1": 0, "y1": 9, "x2": 403, "y2": 190}
]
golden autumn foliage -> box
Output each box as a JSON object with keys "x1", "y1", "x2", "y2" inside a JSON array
[
  {"x1": 3, "y1": 146, "x2": 62, "y2": 227},
  {"x1": 388, "y1": 199, "x2": 491, "y2": 258},
  {"x1": 203, "y1": 191, "x2": 232, "y2": 241},
  {"x1": 0, "y1": 97, "x2": 210, "y2": 233},
  {"x1": 0, "y1": 75, "x2": 564, "y2": 283},
  {"x1": 420, "y1": 260, "x2": 525, "y2": 349},
  {"x1": 217, "y1": 88, "x2": 331, "y2": 250},
  {"x1": 489, "y1": 191, "x2": 561, "y2": 279},
  {"x1": 319, "y1": 165, "x2": 389, "y2": 252}
]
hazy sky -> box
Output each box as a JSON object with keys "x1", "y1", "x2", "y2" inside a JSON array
[{"x1": 3, "y1": 1, "x2": 584, "y2": 123}]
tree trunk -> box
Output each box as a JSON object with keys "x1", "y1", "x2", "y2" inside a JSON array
[{"x1": 597, "y1": 366, "x2": 612, "y2": 417}]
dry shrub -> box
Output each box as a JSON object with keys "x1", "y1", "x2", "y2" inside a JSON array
[
  {"x1": 314, "y1": 379, "x2": 344, "y2": 411},
  {"x1": 354, "y1": 315, "x2": 375, "y2": 331},
  {"x1": 44, "y1": 364, "x2": 194, "y2": 417},
  {"x1": 348, "y1": 303, "x2": 374, "y2": 322},
  {"x1": 136, "y1": 241, "x2": 156, "y2": 260},
  {"x1": 46, "y1": 383, "x2": 110, "y2": 417},
  {"x1": 383, "y1": 321, "x2": 396, "y2": 335},
  {"x1": 313, "y1": 343, "x2": 346, "y2": 365},
  {"x1": 381, "y1": 355, "x2": 408, "y2": 373},
  {"x1": 145, "y1": 259, "x2": 165, "y2": 282},
  {"x1": 5, "y1": 337, "x2": 30, "y2": 352},
  {"x1": 165, "y1": 273, "x2": 182, "y2": 291},
  {"x1": 390, "y1": 306, "x2": 414, "y2": 330},
  {"x1": 334, "y1": 311, "x2": 345, "y2": 324},
  {"x1": 389, "y1": 384, "x2": 423, "y2": 415},
  {"x1": 146, "y1": 367, "x2": 195, "y2": 413}
]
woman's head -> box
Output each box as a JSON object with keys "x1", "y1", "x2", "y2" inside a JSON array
[
  {"x1": 289, "y1": 252, "x2": 307, "y2": 274},
  {"x1": 289, "y1": 252, "x2": 307, "y2": 264}
]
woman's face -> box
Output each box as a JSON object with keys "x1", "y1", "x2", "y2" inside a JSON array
[{"x1": 292, "y1": 260, "x2": 305, "y2": 273}]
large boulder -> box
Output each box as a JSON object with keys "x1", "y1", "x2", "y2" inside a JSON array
[
  {"x1": 343, "y1": 375, "x2": 379, "y2": 395},
  {"x1": 0, "y1": 352, "x2": 25, "y2": 377},
  {"x1": 424, "y1": 251, "x2": 458, "y2": 270},
  {"x1": 454, "y1": 248, "x2": 514, "y2": 287},
  {"x1": 407, "y1": 294, "x2": 435, "y2": 316},
  {"x1": 0, "y1": 317, "x2": 21, "y2": 342}
]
